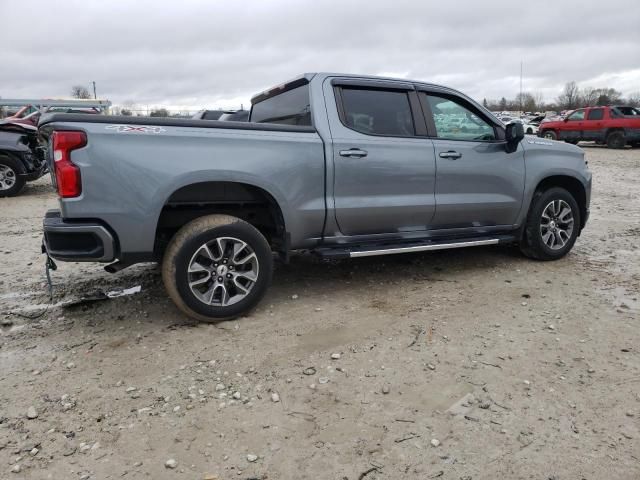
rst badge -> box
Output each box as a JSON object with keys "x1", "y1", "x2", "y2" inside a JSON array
[{"x1": 105, "y1": 125, "x2": 166, "y2": 133}]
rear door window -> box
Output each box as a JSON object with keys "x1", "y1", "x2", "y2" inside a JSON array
[
  {"x1": 339, "y1": 88, "x2": 415, "y2": 136},
  {"x1": 250, "y1": 84, "x2": 312, "y2": 126},
  {"x1": 587, "y1": 108, "x2": 604, "y2": 120}
]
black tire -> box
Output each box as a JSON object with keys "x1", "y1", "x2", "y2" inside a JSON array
[
  {"x1": 0, "y1": 154, "x2": 26, "y2": 197},
  {"x1": 520, "y1": 187, "x2": 581, "y2": 261},
  {"x1": 526, "y1": 127, "x2": 533, "y2": 135},
  {"x1": 606, "y1": 130, "x2": 626, "y2": 149},
  {"x1": 565, "y1": 139, "x2": 579, "y2": 145},
  {"x1": 162, "y1": 214, "x2": 273, "y2": 322},
  {"x1": 541, "y1": 130, "x2": 557, "y2": 141}
]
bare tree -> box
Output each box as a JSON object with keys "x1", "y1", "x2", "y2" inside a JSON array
[
  {"x1": 149, "y1": 108, "x2": 169, "y2": 117},
  {"x1": 594, "y1": 88, "x2": 622, "y2": 106},
  {"x1": 626, "y1": 92, "x2": 640, "y2": 108},
  {"x1": 556, "y1": 81, "x2": 581, "y2": 110},
  {"x1": 581, "y1": 87, "x2": 598, "y2": 107},
  {"x1": 71, "y1": 85, "x2": 92, "y2": 99}
]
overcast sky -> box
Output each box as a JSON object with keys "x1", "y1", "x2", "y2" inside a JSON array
[{"x1": 1, "y1": 0, "x2": 639, "y2": 110}]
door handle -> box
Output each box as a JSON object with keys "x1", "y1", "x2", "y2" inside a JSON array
[
  {"x1": 339, "y1": 148, "x2": 368, "y2": 158},
  {"x1": 439, "y1": 151, "x2": 462, "y2": 159}
]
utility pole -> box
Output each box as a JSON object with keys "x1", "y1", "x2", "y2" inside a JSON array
[
  {"x1": 519, "y1": 61, "x2": 523, "y2": 115},
  {"x1": 92, "y1": 81, "x2": 97, "y2": 99}
]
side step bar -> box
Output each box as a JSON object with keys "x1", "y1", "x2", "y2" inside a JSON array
[{"x1": 314, "y1": 235, "x2": 515, "y2": 259}]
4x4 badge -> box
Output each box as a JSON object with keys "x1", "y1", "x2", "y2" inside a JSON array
[{"x1": 105, "y1": 125, "x2": 166, "y2": 133}]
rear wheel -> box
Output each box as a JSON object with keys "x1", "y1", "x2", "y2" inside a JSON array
[
  {"x1": 542, "y1": 130, "x2": 557, "y2": 141},
  {"x1": 162, "y1": 214, "x2": 273, "y2": 322},
  {"x1": 606, "y1": 130, "x2": 626, "y2": 149},
  {"x1": 0, "y1": 155, "x2": 26, "y2": 197},
  {"x1": 520, "y1": 187, "x2": 580, "y2": 261}
]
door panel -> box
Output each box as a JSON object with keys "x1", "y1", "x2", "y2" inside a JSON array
[
  {"x1": 420, "y1": 92, "x2": 525, "y2": 229},
  {"x1": 332, "y1": 136, "x2": 436, "y2": 235},
  {"x1": 431, "y1": 139, "x2": 525, "y2": 228},
  {"x1": 324, "y1": 81, "x2": 437, "y2": 236},
  {"x1": 583, "y1": 108, "x2": 605, "y2": 141},
  {"x1": 559, "y1": 110, "x2": 585, "y2": 141}
]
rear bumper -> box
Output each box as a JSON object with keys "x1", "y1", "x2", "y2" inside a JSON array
[{"x1": 43, "y1": 209, "x2": 116, "y2": 262}]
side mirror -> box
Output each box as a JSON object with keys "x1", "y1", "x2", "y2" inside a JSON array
[{"x1": 505, "y1": 122, "x2": 524, "y2": 153}]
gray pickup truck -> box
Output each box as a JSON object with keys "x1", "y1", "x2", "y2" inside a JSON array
[{"x1": 39, "y1": 73, "x2": 591, "y2": 321}]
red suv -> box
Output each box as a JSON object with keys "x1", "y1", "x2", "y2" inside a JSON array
[{"x1": 538, "y1": 106, "x2": 640, "y2": 148}]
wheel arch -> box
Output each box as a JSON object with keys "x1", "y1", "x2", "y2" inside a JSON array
[
  {"x1": 154, "y1": 180, "x2": 288, "y2": 259},
  {"x1": 533, "y1": 175, "x2": 587, "y2": 230}
]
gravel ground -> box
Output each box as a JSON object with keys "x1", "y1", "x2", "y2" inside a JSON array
[{"x1": 0, "y1": 145, "x2": 638, "y2": 480}]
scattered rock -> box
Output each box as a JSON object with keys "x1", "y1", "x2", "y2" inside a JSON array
[
  {"x1": 427, "y1": 363, "x2": 436, "y2": 371},
  {"x1": 318, "y1": 377, "x2": 329, "y2": 384},
  {"x1": 430, "y1": 439, "x2": 441, "y2": 447},
  {"x1": 331, "y1": 353, "x2": 341, "y2": 360},
  {"x1": 1, "y1": 318, "x2": 14, "y2": 327},
  {"x1": 126, "y1": 387, "x2": 137, "y2": 393},
  {"x1": 246, "y1": 454, "x2": 258, "y2": 462},
  {"x1": 11, "y1": 464, "x2": 21, "y2": 473},
  {"x1": 26, "y1": 406, "x2": 38, "y2": 419},
  {"x1": 271, "y1": 392, "x2": 280, "y2": 402},
  {"x1": 165, "y1": 458, "x2": 178, "y2": 469},
  {"x1": 382, "y1": 385, "x2": 390, "y2": 394},
  {"x1": 303, "y1": 367, "x2": 316, "y2": 375},
  {"x1": 232, "y1": 392, "x2": 241, "y2": 400}
]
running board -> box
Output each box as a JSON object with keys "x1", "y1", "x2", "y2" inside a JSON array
[{"x1": 314, "y1": 235, "x2": 515, "y2": 259}]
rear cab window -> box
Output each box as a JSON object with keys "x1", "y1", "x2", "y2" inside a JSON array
[
  {"x1": 250, "y1": 79, "x2": 312, "y2": 126},
  {"x1": 338, "y1": 88, "x2": 415, "y2": 136}
]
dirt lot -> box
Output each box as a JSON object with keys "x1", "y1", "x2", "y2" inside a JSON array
[{"x1": 1, "y1": 146, "x2": 639, "y2": 480}]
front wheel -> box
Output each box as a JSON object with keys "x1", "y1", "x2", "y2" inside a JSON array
[
  {"x1": 541, "y1": 130, "x2": 557, "y2": 141},
  {"x1": 162, "y1": 214, "x2": 273, "y2": 322},
  {"x1": 520, "y1": 187, "x2": 581, "y2": 261},
  {"x1": 0, "y1": 155, "x2": 26, "y2": 197}
]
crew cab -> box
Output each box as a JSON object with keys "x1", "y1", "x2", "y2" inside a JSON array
[
  {"x1": 539, "y1": 105, "x2": 640, "y2": 148},
  {"x1": 39, "y1": 73, "x2": 591, "y2": 321}
]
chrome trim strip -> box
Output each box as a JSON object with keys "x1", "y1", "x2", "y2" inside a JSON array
[{"x1": 349, "y1": 239, "x2": 499, "y2": 258}]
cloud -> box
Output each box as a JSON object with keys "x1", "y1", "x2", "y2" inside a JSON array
[{"x1": 1, "y1": 0, "x2": 638, "y2": 110}]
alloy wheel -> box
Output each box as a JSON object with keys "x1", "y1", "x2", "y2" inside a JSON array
[
  {"x1": 187, "y1": 236, "x2": 259, "y2": 306},
  {"x1": 0, "y1": 164, "x2": 16, "y2": 190},
  {"x1": 540, "y1": 200, "x2": 574, "y2": 250}
]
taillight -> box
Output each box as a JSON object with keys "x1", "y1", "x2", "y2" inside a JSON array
[{"x1": 52, "y1": 131, "x2": 86, "y2": 198}]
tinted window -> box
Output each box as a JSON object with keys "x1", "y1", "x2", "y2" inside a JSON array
[
  {"x1": 426, "y1": 95, "x2": 496, "y2": 141},
  {"x1": 340, "y1": 88, "x2": 414, "y2": 136},
  {"x1": 612, "y1": 106, "x2": 639, "y2": 116},
  {"x1": 587, "y1": 108, "x2": 604, "y2": 120},
  {"x1": 251, "y1": 84, "x2": 311, "y2": 126},
  {"x1": 202, "y1": 110, "x2": 224, "y2": 120},
  {"x1": 566, "y1": 110, "x2": 585, "y2": 121}
]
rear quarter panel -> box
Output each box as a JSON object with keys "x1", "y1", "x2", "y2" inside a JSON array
[{"x1": 53, "y1": 122, "x2": 325, "y2": 254}]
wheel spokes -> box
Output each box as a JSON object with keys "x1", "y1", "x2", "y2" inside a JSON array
[{"x1": 187, "y1": 236, "x2": 259, "y2": 307}]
